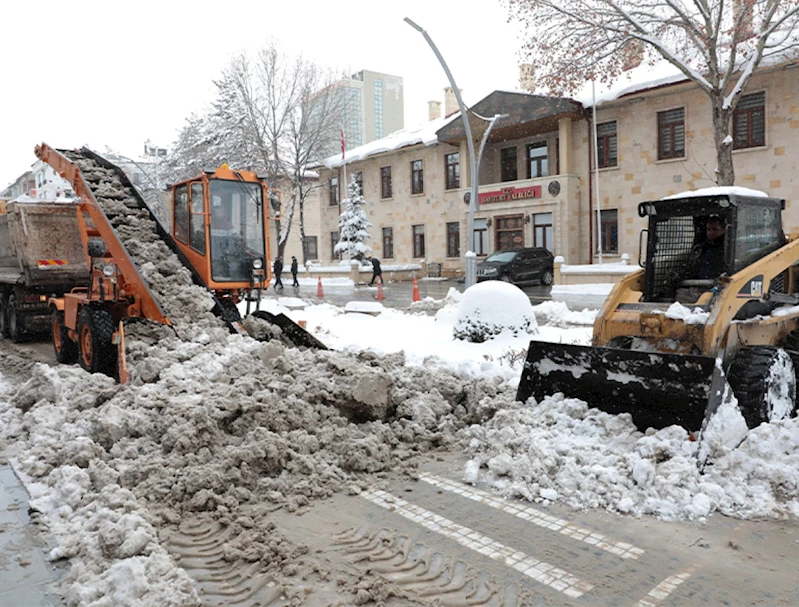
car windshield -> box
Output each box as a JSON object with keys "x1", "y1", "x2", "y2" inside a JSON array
[{"x1": 484, "y1": 251, "x2": 518, "y2": 263}]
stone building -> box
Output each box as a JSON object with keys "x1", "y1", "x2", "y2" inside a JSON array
[{"x1": 296, "y1": 59, "x2": 799, "y2": 275}]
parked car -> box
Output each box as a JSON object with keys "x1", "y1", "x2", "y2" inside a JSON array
[{"x1": 476, "y1": 247, "x2": 554, "y2": 286}]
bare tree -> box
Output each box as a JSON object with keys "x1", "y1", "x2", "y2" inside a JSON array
[
  {"x1": 181, "y1": 42, "x2": 346, "y2": 260},
  {"x1": 506, "y1": 0, "x2": 799, "y2": 185}
]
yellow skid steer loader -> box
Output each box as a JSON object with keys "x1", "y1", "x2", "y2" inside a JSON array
[{"x1": 518, "y1": 191, "x2": 799, "y2": 431}]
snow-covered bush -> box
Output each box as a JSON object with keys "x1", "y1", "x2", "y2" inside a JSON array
[{"x1": 453, "y1": 281, "x2": 538, "y2": 343}]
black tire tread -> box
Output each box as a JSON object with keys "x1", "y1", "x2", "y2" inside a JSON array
[
  {"x1": 0, "y1": 292, "x2": 8, "y2": 338},
  {"x1": 727, "y1": 346, "x2": 796, "y2": 429},
  {"x1": 8, "y1": 294, "x2": 23, "y2": 343},
  {"x1": 78, "y1": 307, "x2": 116, "y2": 376},
  {"x1": 52, "y1": 309, "x2": 79, "y2": 365}
]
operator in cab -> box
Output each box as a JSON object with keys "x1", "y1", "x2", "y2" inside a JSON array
[{"x1": 689, "y1": 216, "x2": 726, "y2": 279}]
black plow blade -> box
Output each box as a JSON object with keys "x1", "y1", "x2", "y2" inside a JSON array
[
  {"x1": 517, "y1": 341, "x2": 716, "y2": 431},
  {"x1": 250, "y1": 310, "x2": 328, "y2": 350}
]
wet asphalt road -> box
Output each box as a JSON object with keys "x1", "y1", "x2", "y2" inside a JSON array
[{"x1": 258, "y1": 278, "x2": 552, "y2": 311}]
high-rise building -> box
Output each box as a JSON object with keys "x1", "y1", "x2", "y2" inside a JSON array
[{"x1": 317, "y1": 70, "x2": 404, "y2": 160}]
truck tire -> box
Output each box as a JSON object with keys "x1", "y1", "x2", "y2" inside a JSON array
[
  {"x1": 727, "y1": 346, "x2": 797, "y2": 429},
  {"x1": 52, "y1": 308, "x2": 78, "y2": 365},
  {"x1": 78, "y1": 307, "x2": 116, "y2": 376},
  {"x1": 0, "y1": 293, "x2": 8, "y2": 338},
  {"x1": 7, "y1": 294, "x2": 23, "y2": 343}
]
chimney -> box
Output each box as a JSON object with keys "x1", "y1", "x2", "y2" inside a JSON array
[
  {"x1": 428, "y1": 100, "x2": 442, "y2": 121},
  {"x1": 519, "y1": 64, "x2": 536, "y2": 92},
  {"x1": 444, "y1": 86, "x2": 461, "y2": 117}
]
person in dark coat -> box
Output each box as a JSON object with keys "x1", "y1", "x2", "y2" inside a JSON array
[
  {"x1": 689, "y1": 216, "x2": 726, "y2": 279},
  {"x1": 368, "y1": 256, "x2": 383, "y2": 286},
  {"x1": 290, "y1": 256, "x2": 299, "y2": 287},
  {"x1": 273, "y1": 257, "x2": 284, "y2": 289}
]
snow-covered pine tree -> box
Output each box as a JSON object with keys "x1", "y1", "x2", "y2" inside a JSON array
[{"x1": 334, "y1": 175, "x2": 372, "y2": 261}]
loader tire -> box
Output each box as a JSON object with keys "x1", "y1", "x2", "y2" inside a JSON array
[
  {"x1": 0, "y1": 293, "x2": 8, "y2": 338},
  {"x1": 78, "y1": 307, "x2": 116, "y2": 376},
  {"x1": 52, "y1": 308, "x2": 78, "y2": 365},
  {"x1": 727, "y1": 346, "x2": 797, "y2": 429},
  {"x1": 7, "y1": 294, "x2": 23, "y2": 343}
]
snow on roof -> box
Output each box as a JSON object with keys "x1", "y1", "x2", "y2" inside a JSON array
[
  {"x1": 574, "y1": 45, "x2": 799, "y2": 108},
  {"x1": 663, "y1": 186, "x2": 769, "y2": 199},
  {"x1": 320, "y1": 113, "x2": 459, "y2": 170},
  {"x1": 320, "y1": 48, "x2": 799, "y2": 170}
]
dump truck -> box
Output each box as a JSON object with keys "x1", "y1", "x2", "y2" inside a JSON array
[
  {"x1": 518, "y1": 190, "x2": 799, "y2": 431},
  {"x1": 2, "y1": 144, "x2": 323, "y2": 381},
  {"x1": 0, "y1": 194, "x2": 89, "y2": 342}
]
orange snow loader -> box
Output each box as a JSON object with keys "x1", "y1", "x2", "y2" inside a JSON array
[
  {"x1": 32, "y1": 144, "x2": 323, "y2": 383},
  {"x1": 517, "y1": 192, "x2": 799, "y2": 431}
]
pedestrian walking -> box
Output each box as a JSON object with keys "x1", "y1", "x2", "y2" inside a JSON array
[
  {"x1": 273, "y1": 257, "x2": 284, "y2": 290},
  {"x1": 290, "y1": 256, "x2": 299, "y2": 287},
  {"x1": 368, "y1": 256, "x2": 382, "y2": 286}
]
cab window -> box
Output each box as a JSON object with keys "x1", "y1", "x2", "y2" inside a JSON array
[
  {"x1": 190, "y1": 182, "x2": 206, "y2": 255},
  {"x1": 174, "y1": 184, "x2": 189, "y2": 243}
]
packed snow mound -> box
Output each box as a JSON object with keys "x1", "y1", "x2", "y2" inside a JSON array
[
  {"x1": 464, "y1": 394, "x2": 799, "y2": 521},
  {"x1": 453, "y1": 282, "x2": 538, "y2": 343}
]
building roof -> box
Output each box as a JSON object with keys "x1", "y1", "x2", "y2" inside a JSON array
[
  {"x1": 319, "y1": 114, "x2": 458, "y2": 170},
  {"x1": 436, "y1": 91, "x2": 585, "y2": 144}
]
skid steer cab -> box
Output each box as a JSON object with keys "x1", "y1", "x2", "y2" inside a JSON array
[
  {"x1": 518, "y1": 191, "x2": 799, "y2": 432},
  {"x1": 169, "y1": 166, "x2": 274, "y2": 323}
]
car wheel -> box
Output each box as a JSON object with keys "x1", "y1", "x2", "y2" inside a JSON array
[
  {"x1": 500, "y1": 275, "x2": 512, "y2": 283},
  {"x1": 541, "y1": 270, "x2": 553, "y2": 286}
]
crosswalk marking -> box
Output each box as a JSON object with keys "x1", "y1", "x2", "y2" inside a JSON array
[
  {"x1": 361, "y1": 488, "x2": 594, "y2": 598},
  {"x1": 637, "y1": 571, "x2": 692, "y2": 606},
  {"x1": 420, "y1": 473, "x2": 645, "y2": 559}
]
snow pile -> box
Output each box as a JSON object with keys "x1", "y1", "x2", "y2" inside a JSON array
[
  {"x1": 661, "y1": 302, "x2": 710, "y2": 324},
  {"x1": 0, "y1": 319, "x2": 511, "y2": 603},
  {"x1": 464, "y1": 394, "x2": 799, "y2": 521},
  {"x1": 453, "y1": 282, "x2": 538, "y2": 343}
]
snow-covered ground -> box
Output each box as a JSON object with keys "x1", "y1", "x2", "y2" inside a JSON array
[
  {"x1": 1, "y1": 281, "x2": 798, "y2": 604},
  {"x1": 258, "y1": 285, "x2": 799, "y2": 521}
]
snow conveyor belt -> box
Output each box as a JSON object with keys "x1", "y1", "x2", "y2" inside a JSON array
[{"x1": 60, "y1": 147, "x2": 224, "y2": 336}]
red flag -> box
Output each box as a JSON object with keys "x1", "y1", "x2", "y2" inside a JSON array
[{"x1": 340, "y1": 128, "x2": 346, "y2": 159}]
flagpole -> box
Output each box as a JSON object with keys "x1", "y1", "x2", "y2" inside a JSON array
[{"x1": 340, "y1": 126, "x2": 347, "y2": 208}]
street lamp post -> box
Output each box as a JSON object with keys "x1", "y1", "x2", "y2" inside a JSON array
[{"x1": 404, "y1": 17, "x2": 482, "y2": 287}]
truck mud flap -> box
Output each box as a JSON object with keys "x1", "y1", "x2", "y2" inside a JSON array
[
  {"x1": 516, "y1": 341, "x2": 716, "y2": 431},
  {"x1": 250, "y1": 311, "x2": 328, "y2": 350}
]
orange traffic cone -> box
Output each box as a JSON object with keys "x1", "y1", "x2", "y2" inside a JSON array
[
  {"x1": 317, "y1": 276, "x2": 324, "y2": 298},
  {"x1": 375, "y1": 276, "x2": 385, "y2": 301},
  {"x1": 412, "y1": 277, "x2": 420, "y2": 302}
]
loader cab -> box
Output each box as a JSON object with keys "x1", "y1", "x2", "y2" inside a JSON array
[
  {"x1": 638, "y1": 193, "x2": 785, "y2": 303},
  {"x1": 170, "y1": 167, "x2": 271, "y2": 296}
]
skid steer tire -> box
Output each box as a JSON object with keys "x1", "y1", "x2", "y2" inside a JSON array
[
  {"x1": 78, "y1": 307, "x2": 116, "y2": 376},
  {"x1": 0, "y1": 293, "x2": 8, "y2": 338},
  {"x1": 52, "y1": 308, "x2": 78, "y2": 365},
  {"x1": 727, "y1": 346, "x2": 797, "y2": 429}
]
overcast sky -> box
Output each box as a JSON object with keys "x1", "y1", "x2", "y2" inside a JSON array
[{"x1": 0, "y1": 0, "x2": 526, "y2": 189}]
